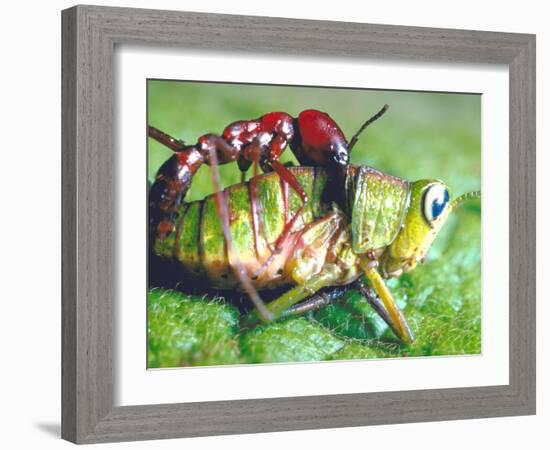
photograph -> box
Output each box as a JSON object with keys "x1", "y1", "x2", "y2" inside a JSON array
[{"x1": 146, "y1": 80, "x2": 482, "y2": 368}]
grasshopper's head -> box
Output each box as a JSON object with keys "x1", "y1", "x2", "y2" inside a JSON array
[{"x1": 380, "y1": 179, "x2": 480, "y2": 278}]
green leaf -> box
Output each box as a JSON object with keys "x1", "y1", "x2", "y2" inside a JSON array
[
  {"x1": 330, "y1": 341, "x2": 398, "y2": 360},
  {"x1": 239, "y1": 317, "x2": 345, "y2": 363},
  {"x1": 147, "y1": 289, "x2": 241, "y2": 367}
]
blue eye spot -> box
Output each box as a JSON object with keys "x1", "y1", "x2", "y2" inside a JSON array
[
  {"x1": 423, "y1": 184, "x2": 449, "y2": 223},
  {"x1": 431, "y1": 188, "x2": 449, "y2": 219}
]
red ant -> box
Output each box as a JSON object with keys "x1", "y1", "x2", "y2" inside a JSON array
[{"x1": 148, "y1": 105, "x2": 389, "y2": 257}]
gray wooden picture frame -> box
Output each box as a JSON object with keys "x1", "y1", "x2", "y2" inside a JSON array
[{"x1": 61, "y1": 4, "x2": 536, "y2": 444}]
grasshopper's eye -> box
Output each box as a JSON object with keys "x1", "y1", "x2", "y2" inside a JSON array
[{"x1": 423, "y1": 184, "x2": 449, "y2": 223}]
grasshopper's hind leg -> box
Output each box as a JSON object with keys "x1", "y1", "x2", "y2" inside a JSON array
[
  {"x1": 241, "y1": 268, "x2": 340, "y2": 328},
  {"x1": 266, "y1": 267, "x2": 341, "y2": 318},
  {"x1": 281, "y1": 284, "x2": 352, "y2": 317}
]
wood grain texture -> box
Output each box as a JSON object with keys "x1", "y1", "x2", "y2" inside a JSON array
[
  {"x1": 61, "y1": 7, "x2": 77, "y2": 443},
  {"x1": 61, "y1": 4, "x2": 536, "y2": 444}
]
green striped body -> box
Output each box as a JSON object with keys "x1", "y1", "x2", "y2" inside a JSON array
[
  {"x1": 153, "y1": 165, "x2": 412, "y2": 291},
  {"x1": 153, "y1": 167, "x2": 330, "y2": 290}
]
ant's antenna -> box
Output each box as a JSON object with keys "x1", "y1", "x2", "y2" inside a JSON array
[{"x1": 348, "y1": 104, "x2": 389, "y2": 152}]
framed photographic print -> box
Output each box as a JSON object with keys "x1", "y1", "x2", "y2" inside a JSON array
[
  {"x1": 146, "y1": 80, "x2": 482, "y2": 368},
  {"x1": 62, "y1": 5, "x2": 536, "y2": 444}
]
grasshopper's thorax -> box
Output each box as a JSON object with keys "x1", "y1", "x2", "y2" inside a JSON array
[
  {"x1": 344, "y1": 164, "x2": 411, "y2": 254},
  {"x1": 345, "y1": 166, "x2": 454, "y2": 279}
]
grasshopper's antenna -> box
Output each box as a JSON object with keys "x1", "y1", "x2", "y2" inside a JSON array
[
  {"x1": 348, "y1": 104, "x2": 389, "y2": 152},
  {"x1": 450, "y1": 190, "x2": 481, "y2": 211}
]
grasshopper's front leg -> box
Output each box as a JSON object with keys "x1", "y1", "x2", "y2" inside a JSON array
[{"x1": 361, "y1": 260, "x2": 415, "y2": 344}]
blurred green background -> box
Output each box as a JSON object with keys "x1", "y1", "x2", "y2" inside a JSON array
[{"x1": 147, "y1": 80, "x2": 481, "y2": 368}]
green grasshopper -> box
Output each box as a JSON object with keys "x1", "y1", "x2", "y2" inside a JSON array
[{"x1": 148, "y1": 107, "x2": 480, "y2": 343}]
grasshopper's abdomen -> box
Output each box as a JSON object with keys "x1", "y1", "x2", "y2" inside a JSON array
[{"x1": 153, "y1": 167, "x2": 329, "y2": 290}]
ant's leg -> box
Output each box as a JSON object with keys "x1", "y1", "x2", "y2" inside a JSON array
[
  {"x1": 263, "y1": 133, "x2": 309, "y2": 252},
  {"x1": 238, "y1": 153, "x2": 253, "y2": 183},
  {"x1": 271, "y1": 161, "x2": 308, "y2": 247},
  {"x1": 203, "y1": 138, "x2": 273, "y2": 322},
  {"x1": 241, "y1": 138, "x2": 276, "y2": 261},
  {"x1": 249, "y1": 135, "x2": 309, "y2": 279},
  {"x1": 249, "y1": 158, "x2": 276, "y2": 257},
  {"x1": 269, "y1": 134, "x2": 309, "y2": 207},
  {"x1": 240, "y1": 167, "x2": 249, "y2": 184}
]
